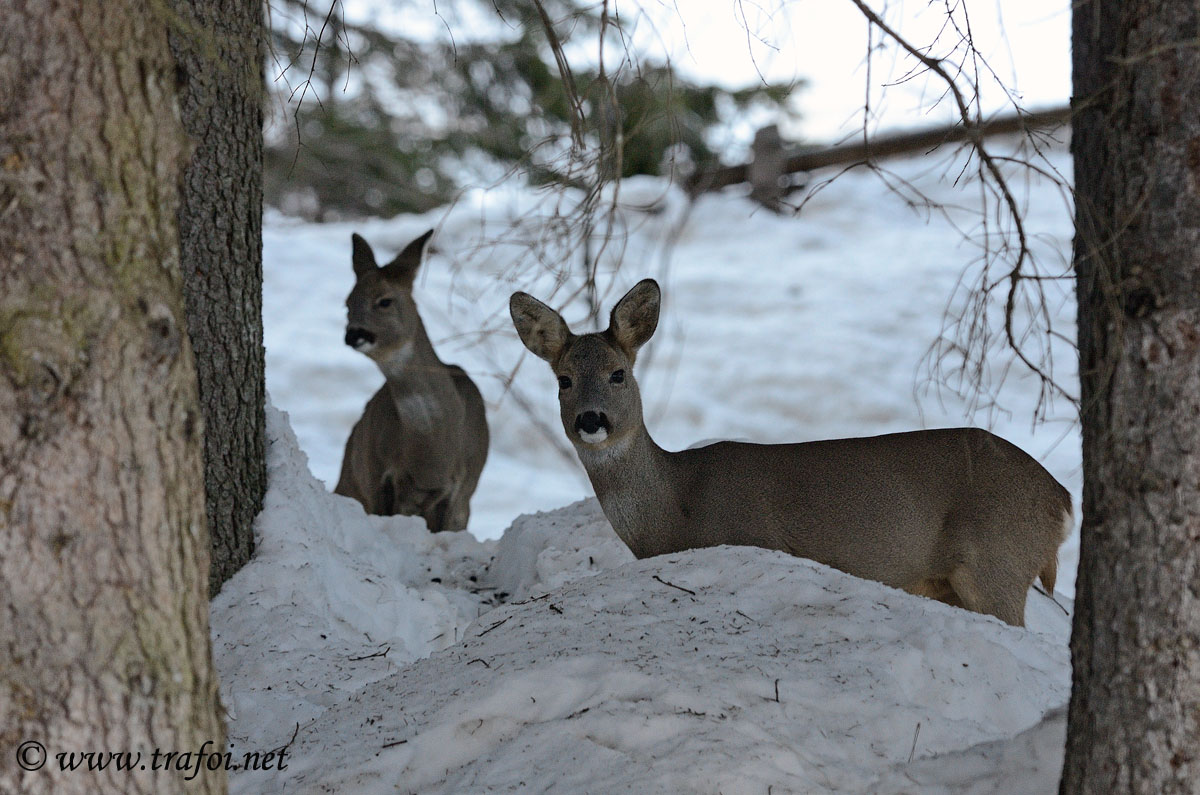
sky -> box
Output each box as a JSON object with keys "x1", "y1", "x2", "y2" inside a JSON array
[
  {"x1": 341, "y1": 0, "x2": 1072, "y2": 144},
  {"x1": 629, "y1": 0, "x2": 1072, "y2": 140}
]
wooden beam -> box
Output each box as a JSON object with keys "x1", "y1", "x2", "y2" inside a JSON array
[{"x1": 686, "y1": 105, "x2": 1072, "y2": 196}]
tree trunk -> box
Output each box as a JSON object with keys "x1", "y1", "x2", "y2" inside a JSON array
[
  {"x1": 169, "y1": 0, "x2": 266, "y2": 596},
  {"x1": 1063, "y1": 1, "x2": 1200, "y2": 793},
  {"x1": 0, "y1": 2, "x2": 225, "y2": 793}
]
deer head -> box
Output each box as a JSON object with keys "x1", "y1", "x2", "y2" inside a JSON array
[
  {"x1": 343, "y1": 230, "x2": 435, "y2": 362},
  {"x1": 510, "y1": 280, "x2": 660, "y2": 450}
]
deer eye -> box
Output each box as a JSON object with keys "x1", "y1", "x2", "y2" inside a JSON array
[
  {"x1": 609, "y1": 369, "x2": 625, "y2": 384},
  {"x1": 376, "y1": 297, "x2": 393, "y2": 309},
  {"x1": 558, "y1": 375, "x2": 572, "y2": 390}
]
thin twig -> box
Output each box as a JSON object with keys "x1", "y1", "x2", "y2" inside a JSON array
[
  {"x1": 908, "y1": 722, "x2": 922, "y2": 763},
  {"x1": 348, "y1": 646, "x2": 390, "y2": 662},
  {"x1": 531, "y1": 0, "x2": 586, "y2": 151},
  {"x1": 477, "y1": 616, "x2": 511, "y2": 637},
  {"x1": 653, "y1": 574, "x2": 696, "y2": 596},
  {"x1": 1033, "y1": 583, "x2": 1070, "y2": 616}
]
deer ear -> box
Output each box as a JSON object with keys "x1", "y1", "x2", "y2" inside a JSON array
[
  {"x1": 609, "y1": 279, "x2": 660, "y2": 356},
  {"x1": 351, "y1": 233, "x2": 378, "y2": 277},
  {"x1": 382, "y1": 228, "x2": 434, "y2": 288},
  {"x1": 510, "y1": 292, "x2": 571, "y2": 363}
]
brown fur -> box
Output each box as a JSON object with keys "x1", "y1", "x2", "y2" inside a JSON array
[{"x1": 335, "y1": 231, "x2": 488, "y2": 531}]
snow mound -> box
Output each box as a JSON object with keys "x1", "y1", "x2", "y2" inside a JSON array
[
  {"x1": 871, "y1": 707, "x2": 1068, "y2": 794},
  {"x1": 487, "y1": 498, "x2": 635, "y2": 601},
  {"x1": 211, "y1": 402, "x2": 499, "y2": 750},
  {"x1": 238, "y1": 540, "x2": 1071, "y2": 794},
  {"x1": 215, "y1": 406, "x2": 1073, "y2": 794}
]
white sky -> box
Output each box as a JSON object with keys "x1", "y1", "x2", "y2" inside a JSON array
[
  {"x1": 344, "y1": 0, "x2": 1071, "y2": 143},
  {"x1": 625, "y1": 0, "x2": 1072, "y2": 140}
]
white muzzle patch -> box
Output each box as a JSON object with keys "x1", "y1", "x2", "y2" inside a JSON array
[
  {"x1": 578, "y1": 428, "x2": 609, "y2": 444},
  {"x1": 353, "y1": 340, "x2": 377, "y2": 353}
]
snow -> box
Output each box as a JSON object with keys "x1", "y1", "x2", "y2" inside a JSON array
[
  {"x1": 211, "y1": 404, "x2": 500, "y2": 752},
  {"x1": 487, "y1": 499, "x2": 634, "y2": 602},
  {"x1": 870, "y1": 708, "x2": 1068, "y2": 794},
  {"x1": 221, "y1": 143, "x2": 1082, "y2": 791},
  {"x1": 213, "y1": 399, "x2": 1074, "y2": 793},
  {"x1": 265, "y1": 545, "x2": 1069, "y2": 795}
]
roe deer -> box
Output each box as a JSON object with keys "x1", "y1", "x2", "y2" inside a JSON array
[
  {"x1": 335, "y1": 230, "x2": 488, "y2": 531},
  {"x1": 509, "y1": 279, "x2": 1070, "y2": 626}
]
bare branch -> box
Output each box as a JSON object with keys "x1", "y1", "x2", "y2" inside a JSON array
[
  {"x1": 841, "y1": 0, "x2": 1075, "y2": 420},
  {"x1": 532, "y1": 0, "x2": 587, "y2": 151}
]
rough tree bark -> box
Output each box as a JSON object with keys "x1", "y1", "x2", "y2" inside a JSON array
[
  {"x1": 169, "y1": 0, "x2": 266, "y2": 596},
  {"x1": 0, "y1": 2, "x2": 225, "y2": 794},
  {"x1": 1063, "y1": 1, "x2": 1200, "y2": 793}
]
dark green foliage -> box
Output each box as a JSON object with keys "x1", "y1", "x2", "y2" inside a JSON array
[{"x1": 267, "y1": 0, "x2": 800, "y2": 219}]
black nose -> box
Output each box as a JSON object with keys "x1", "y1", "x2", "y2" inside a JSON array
[
  {"x1": 574, "y1": 411, "x2": 609, "y2": 435},
  {"x1": 345, "y1": 327, "x2": 375, "y2": 348}
]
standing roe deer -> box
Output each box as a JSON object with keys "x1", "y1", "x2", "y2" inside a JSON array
[
  {"x1": 335, "y1": 230, "x2": 488, "y2": 531},
  {"x1": 509, "y1": 279, "x2": 1070, "y2": 626}
]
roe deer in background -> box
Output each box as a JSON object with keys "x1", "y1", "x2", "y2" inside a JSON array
[
  {"x1": 509, "y1": 279, "x2": 1069, "y2": 626},
  {"x1": 335, "y1": 230, "x2": 488, "y2": 531}
]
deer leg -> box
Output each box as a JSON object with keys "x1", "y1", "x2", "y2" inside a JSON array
[
  {"x1": 423, "y1": 497, "x2": 452, "y2": 533},
  {"x1": 448, "y1": 499, "x2": 470, "y2": 532},
  {"x1": 372, "y1": 476, "x2": 397, "y2": 516},
  {"x1": 948, "y1": 565, "x2": 1027, "y2": 627}
]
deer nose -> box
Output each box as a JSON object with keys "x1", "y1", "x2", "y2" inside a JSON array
[
  {"x1": 574, "y1": 411, "x2": 609, "y2": 436},
  {"x1": 345, "y1": 327, "x2": 376, "y2": 349}
]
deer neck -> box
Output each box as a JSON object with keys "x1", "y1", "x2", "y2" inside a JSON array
[
  {"x1": 574, "y1": 424, "x2": 682, "y2": 558},
  {"x1": 374, "y1": 330, "x2": 459, "y2": 431}
]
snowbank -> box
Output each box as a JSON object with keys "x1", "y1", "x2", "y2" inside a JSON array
[
  {"x1": 487, "y1": 498, "x2": 634, "y2": 601},
  {"x1": 870, "y1": 708, "x2": 1067, "y2": 794},
  {"x1": 260, "y1": 544, "x2": 1070, "y2": 794},
  {"x1": 213, "y1": 405, "x2": 1074, "y2": 794},
  {"x1": 211, "y1": 403, "x2": 498, "y2": 751}
]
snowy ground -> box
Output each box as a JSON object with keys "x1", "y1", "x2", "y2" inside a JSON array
[
  {"x1": 213, "y1": 404, "x2": 1074, "y2": 794},
  {"x1": 218, "y1": 145, "x2": 1082, "y2": 792}
]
